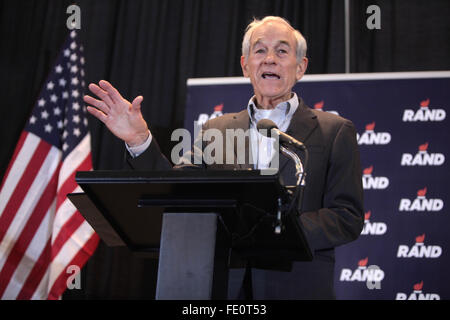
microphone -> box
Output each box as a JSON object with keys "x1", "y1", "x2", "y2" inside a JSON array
[
  {"x1": 256, "y1": 119, "x2": 308, "y2": 234},
  {"x1": 256, "y1": 119, "x2": 306, "y2": 150}
]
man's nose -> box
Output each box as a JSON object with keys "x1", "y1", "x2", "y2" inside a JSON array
[{"x1": 263, "y1": 50, "x2": 276, "y2": 64}]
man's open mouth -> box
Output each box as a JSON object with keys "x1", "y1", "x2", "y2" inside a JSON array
[{"x1": 261, "y1": 72, "x2": 280, "y2": 79}]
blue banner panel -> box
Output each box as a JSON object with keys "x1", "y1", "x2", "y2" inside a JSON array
[{"x1": 185, "y1": 72, "x2": 450, "y2": 300}]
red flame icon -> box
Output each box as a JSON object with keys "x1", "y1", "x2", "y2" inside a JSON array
[
  {"x1": 418, "y1": 142, "x2": 429, "y2": 152},
  {"x1": 214, "y1": 103, "x2": 223, "y2": 112},
  {"x1": 358, "y1": 257, "x2": 368, "y2": 267},
  {"x1": 363, "y1": 165, "x2": 373, "y2": 175},
  {"x1": 314, "y1": 101, "x2": 324, "y2": 109},
  {"x1": 365, "y1": 122, "x2": 375, "y2": 131},
  {"x1": 364, "y1": 211, "x2": 371, "y2": 221},
  {"x1": 413, "y1": 281, "x2": 424, "y2": 291},
  {"x1": 415, "y1": 234, "x2": 425, "y2": 243},
  {"x1": 420, "y1": 99, "x2": 430, "y2": 107},
  {"x1": 417, "y1": 187, "x2": 427, "y2": 197}
]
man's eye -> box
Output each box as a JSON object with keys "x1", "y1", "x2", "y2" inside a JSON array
[
  {"x1": 255, "y1": 49, "x2": 265, "y2": 54},
  {"x1": 278, "y1": 49, "x2": 287, "y2": 54}
]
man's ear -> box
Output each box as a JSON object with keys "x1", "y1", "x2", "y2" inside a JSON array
[
  {"x1": 296, "y1": 57, "x2": 308, "y2": 81},
  {"x1": 240, "y1": 55, "x2": 249, "y2": 78}
]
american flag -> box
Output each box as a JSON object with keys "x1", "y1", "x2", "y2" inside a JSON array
[{"x1": 0, "y1": 30, "x2": 99, "y2": 299}]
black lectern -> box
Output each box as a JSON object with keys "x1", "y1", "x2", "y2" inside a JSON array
[{"x1": 69, "y1": 170, "x2": 312, "y2": 299}]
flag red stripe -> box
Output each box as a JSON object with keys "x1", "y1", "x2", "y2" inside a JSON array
[
  {"x1": 14, "y1": 153, "x2": 92, "y2": 298},
  {"x1": 15, "y1": 210, "x2": 85, "y2": 300},
  {"x1": 47, "y1": 232, "x2": 99, "y2": 300},
  {"x1": 0, "y1": 131, "x2": 28, "y2": 191},
  {"x1": 51, "y1": 212, "x2": 85, "y2": 260},
  {"x1": 56, "y1": 152, "x2": 92, "y2": 211},
  {"x1": 0, "y1": 162, "x2": 60, "y2": 298},
  {"x1": 0, "y1": 140, "x2": 51, "y2": 244},
  {"x1": 16, "y1": 238, "x2": 51, "y2": 300}
]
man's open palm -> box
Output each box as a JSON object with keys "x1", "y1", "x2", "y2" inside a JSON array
[{"x1": 84, "y1": 80, "x2": 149, "y2": 147}]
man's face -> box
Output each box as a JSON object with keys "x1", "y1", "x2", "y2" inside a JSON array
[{"x1": 241, "y1": 21, "x2": 308, "y2": 108}]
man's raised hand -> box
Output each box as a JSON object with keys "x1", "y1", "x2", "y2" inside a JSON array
[{"x1": 84, "y1": 80, "x2": 149, "y2": 147}]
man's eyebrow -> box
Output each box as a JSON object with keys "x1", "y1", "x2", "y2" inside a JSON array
[
  {"x1": 252, "y1": 39, "x2": 292, "y2": 47},
  {"x1": 252, "y1": 38, "x2": 263, "y2": 47},
  {"x1": 277, "y1": 40, "x2": 291, "y2": 47}
]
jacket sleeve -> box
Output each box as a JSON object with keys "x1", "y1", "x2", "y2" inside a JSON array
[
  {"x1": 124, "y1": 137, "x2": 173, "y2": 171},
  {"x1": 299, "y1": 120, "x2": 364, "y2": 251},
  {"x1": 124, "y1": 121, "x2": 210, "y2": 171}
]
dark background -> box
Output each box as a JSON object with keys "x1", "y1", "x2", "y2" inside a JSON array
[{"x1": 0, "y1": 0, "x2": 448, "y2": 299}]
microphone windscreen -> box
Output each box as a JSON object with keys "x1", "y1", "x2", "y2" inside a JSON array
[{"x1": 256, "y1": 118, "x2": 278, "y2": 131}]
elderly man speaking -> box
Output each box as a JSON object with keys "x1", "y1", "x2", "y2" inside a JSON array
[{"x1": 84, "y1": 16, "x2": 364, "y2": 299}]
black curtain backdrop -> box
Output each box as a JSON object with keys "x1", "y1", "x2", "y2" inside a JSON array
[{"x1": 0, "y1": 0, "x2": 448, "y2": 299}]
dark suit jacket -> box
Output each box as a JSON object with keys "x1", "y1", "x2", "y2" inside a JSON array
[{"x1": 126, "y1": 97, "x2": 364, "y2": 299}]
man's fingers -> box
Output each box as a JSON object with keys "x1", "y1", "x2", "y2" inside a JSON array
[
  {"x1": 88, "y1": 83, "x2": 114, "y2": 106},
  {"x1": 84, "y1": 95, "x2": 110, "y2": 114},
  {"x1": 131, "y1": 96, "x2": 143, "y2": 112},
  {"x1": 86, "y1": 106, "x2": 108, "y2": 123},
  {"x1": 99, "y1": 80, "x2": 124, "y2": 104}
]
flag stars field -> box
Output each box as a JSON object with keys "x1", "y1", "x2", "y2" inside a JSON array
[
  {"x1": 59, "y1": 78, "x2": 67, "y2": 87},
  {"x1": 41, "y1": 110, "x2": 49, "y2": 119},
  {"x1": 72, "y1": 102, "x2": 80, "y2": 111}
]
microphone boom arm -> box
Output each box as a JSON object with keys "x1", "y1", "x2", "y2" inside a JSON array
[{"x1": 280, "y1": 145, "x2": 306, "y2": 187}]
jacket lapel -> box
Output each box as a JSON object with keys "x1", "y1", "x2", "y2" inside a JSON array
[
  {"x1": 228, "y1": 98, "x2": 318, "y2": 172},
  {"x1": 279, "y1": 97, "x2": 318, "y2": 175},
  {"x1": 286, "y1": 97, "x2": 318, "y2": 143}
]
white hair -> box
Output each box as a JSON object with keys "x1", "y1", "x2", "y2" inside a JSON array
[{"x1": 241, "y1": 16, "x2": 307, "y2": 63}]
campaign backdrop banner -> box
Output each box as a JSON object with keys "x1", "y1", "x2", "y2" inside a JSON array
[{"x1": 184, "y1": 72, "x2": 450, "y2": 300}]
